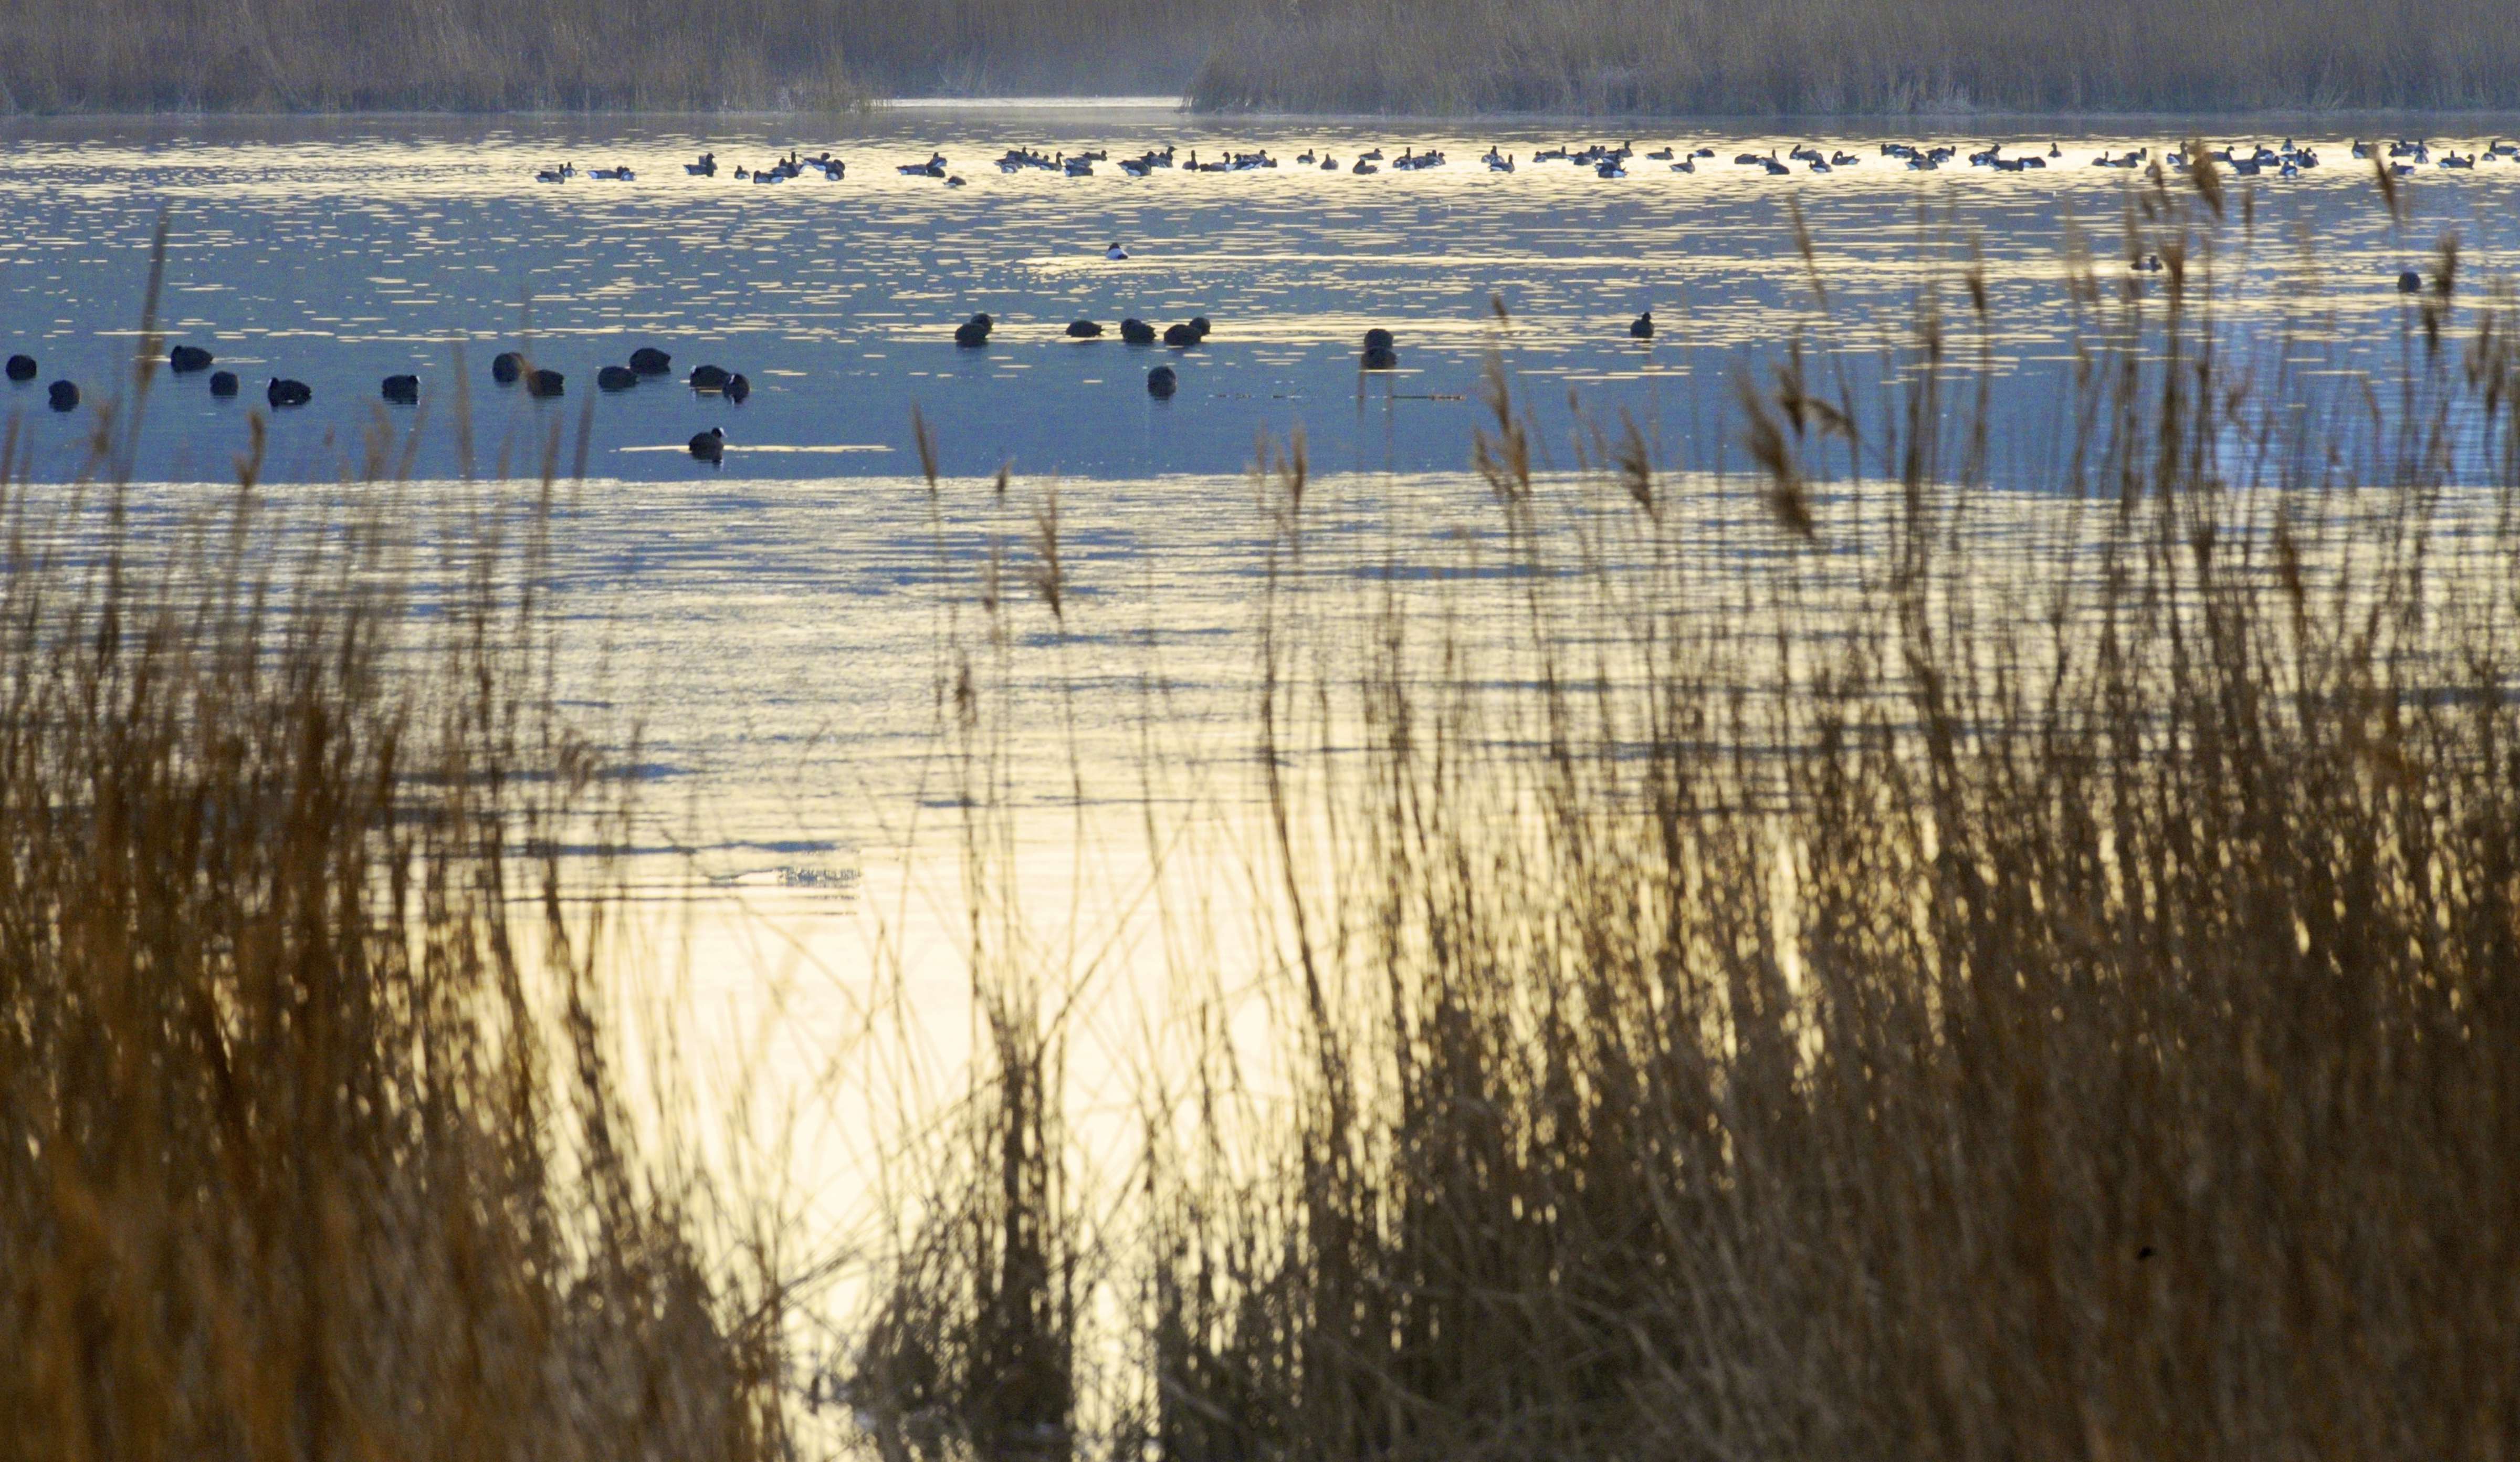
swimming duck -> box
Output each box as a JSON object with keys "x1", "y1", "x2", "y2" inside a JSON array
[
  {"x1": 689, "y1": 426, "x2": 725, "y2": 463},
  {"x1": 1067, "y1": 320, "x2": 1104, "y2": 338},
  {"x1": 381, "y1": 374, "x2": 420, "y2": 404},
  {"x1": 4, "y1": 353, "x2": 33, "y2": 382},
  {"x1": 48, "y1": 380, "x2": 78, "y2": 411},
  {"x1": 1162, "y1": 322, "x2": 1200, "y2": 348},
  {"x1": 208, "y1": 370, "x2": 238, "y2": 397},
  {"x1": 1353, "y1": 160, "x2": 1379, "y2": 174},
  {"x1": 1106, "y1": 242, "x2": 1130, "y2": 260},
  {"x1": 523, "y1": 369, "x2": 563, "y2": 398},
  {"x1": 1147, "y1": 364, "x2": 1178, "y2": 398},
  {"x1": 597, "y1": 365, "x2": 639, "y2": 391},
  {"x1": 1119, "y1": 318, "x2": 1157, "y2": 344},
  {"x1": 688, "y1": 364, "x2": 732, "y2": 391},
  {"x1": 2399, "y1": 268, "x2": 2424, "y2": 293},
  {"x1": 1629, "y1": 312, "x2": 1654, "y2": 340},
  {"x1": 898, "y1": 152, "x2": 948, "y2": 177},
  {"x1": 723, "y1": 373, "x2": 750, "y2": 403},
  {"x1": 266, "y1": 378, "x2": 312, "y2": 408},
  {"x1": 492, "y1": 351, "x2": 524, "y2": 385},
  {"x1": 630, "y1": 346, "x2": 673, "y2": 375},
  {"x1": 954, "y1": 315, "x2": 993, "y2": 347},
  {"x1": 687, "y1": 153, "x2": 718, "y2": 176},
  {"x1": 169, "y1": 343, "x2": 213, "y2": 373}
]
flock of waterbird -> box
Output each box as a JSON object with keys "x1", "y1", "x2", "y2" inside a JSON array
[
  {"x1": 3, "y1": 340, "x2": 760, "y2": 461},
  {"x1": 517, "y1": 134, "x2": 2520, "y2": 187},
  {"x1": 13, "y1": 129, "x2": 2497, "y2": 462}
]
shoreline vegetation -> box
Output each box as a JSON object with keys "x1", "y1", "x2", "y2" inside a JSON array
[
  {"x1": 851, "y1": 169, "x2": 2520, "y2": 1457},
  {"x1": 6, "y1": 165, "x2": 2518, "y2": 1457},
  {"x1": 6, "y1": 0, "x2": 2518, "y2": 115}
]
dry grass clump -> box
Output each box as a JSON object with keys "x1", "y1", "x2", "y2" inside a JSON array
[
  {"x1": 0, "y1": 251, "x2": 790, "y2": 1460},
  {"x1": 858, "y1": 173, "x2": 2520, "y2": 1458},
  {"x1": 1190, "y1": 0, "x2": 2520, "y2": 114}
]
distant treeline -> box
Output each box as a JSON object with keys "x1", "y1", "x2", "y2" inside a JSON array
[{"x1": 5, "y1": 0, "x2": 2516, "y2": 112}]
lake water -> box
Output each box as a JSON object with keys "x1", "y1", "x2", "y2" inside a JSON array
[
  {"x1": 9, "y1": 102, "x2": 2517, "y2": 874},
  {"x1": 5, "y1": 105, "x2": 2516, "y2": 490},
  {"x1": 10, "y1": 103, "x2": 2515, "y2": 1378}
]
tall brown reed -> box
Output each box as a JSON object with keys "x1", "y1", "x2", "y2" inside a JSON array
[
  {"x1": 860, "y1": 167, "x2": 2520, "y2": 1459},
  {"x1": 0, "y1": 249, "x2": 792, "y2": 1461}
]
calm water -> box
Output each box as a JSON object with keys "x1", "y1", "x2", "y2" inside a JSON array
[
  {"x1": 5, "y1": 105, "x2": 2516, "y2": 487},
  {"x1": 6, "y1": 104, "x2": 2517, "y2": 880}
]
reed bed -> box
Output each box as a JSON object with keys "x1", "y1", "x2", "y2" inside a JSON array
[
  {"x1": 12, "y1": 0, "x2": 2517, "y2": 114},
  {"x1": 850, "y1": 164, "x2": 2520, "y2": 1458},
  {"x1": 0, "y1": 239, "x2": 792, "y2": 1461},
  {"x1": 1190, "y1": 0, "x2": 2520, "y2": 114},
  {"x1": 0, "y1": 0, "x2": 1237, "y2": 112}
]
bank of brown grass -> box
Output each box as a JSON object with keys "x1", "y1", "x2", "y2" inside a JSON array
[
  {"x1": 0, "y1": 240, "x2": 792, "y2": 1460},
  {"x1": 13, "y1": 0, "x2": 2518, "y2": 115},
  {"x1": 857, "y1": 169, "x2": 2520, "y2": 1458},
  {"x1": 1190, "y1": 0, "x2": 2520, "y2": 114}
]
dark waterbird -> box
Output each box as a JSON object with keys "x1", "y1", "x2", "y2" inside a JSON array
[
  {"x1": 1147, "y1": 364, "x2": 1178, "y2": 398},
  {"x1": 629, "y1": 346, "x2": 673, "y2": 375},
  {"x1": 523, "y1": 369, "x2": 564, "y2": 398},
  {"x1": 491, "y1": 351, "x2": 524, "y2": 384},
  {"x1": 1119, "y1": 318, "x2": 1156, "y2": 344},
  {"x1": 1066, "y1": 320, "x2": 1104, "y2": 338},
  {"x1": 266, "y1": 378, "x2": 311, "y2": 408},
  {"x1": 689, "y1": 426, "x2": 725, "y2": 463},
  {"x1": 47, "y1": 380, "x2": 78, "y2": 411},
  {"x1": 2399, "y1": 268, "x2": 2424, "y2": 293},
  {"x1": 1363, "y1": 327, "x2": 1394, "y2": 350},
  {"x1": 381, "y1": 374, "x2": 419, "y2": 404},
  {"x1": 688, "y1": 364, "x2": 731, "y2": 392},
  {"x1": 5, "y1": 353, "x2": 34, "y2": 382},
  {"x1": 209, "y1": 371, "x2": 238, "y2": 397},
  {"x1": 723, "y1": 373, "x2": 751, "y2": 404},
  {"x1": 954, "y1": 313, "x2": 995, "y2": 347},
  {"x1": 169, "y1": 343, "x2": 214, "y2": 373},
  {"x1": 1630, "y1": 311, "x2": 1655, "y2": 339},
  {"x1": 598, "y1": 364, "x2": 639, "y2": 391}
]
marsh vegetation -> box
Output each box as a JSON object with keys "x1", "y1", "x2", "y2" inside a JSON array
[
  {"x1": 6, "y1": 0, "x2": 2517, "y2": 114},
  {"x1": 4, "y1": 161, "x2": 2517, "y2": 1460}
]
